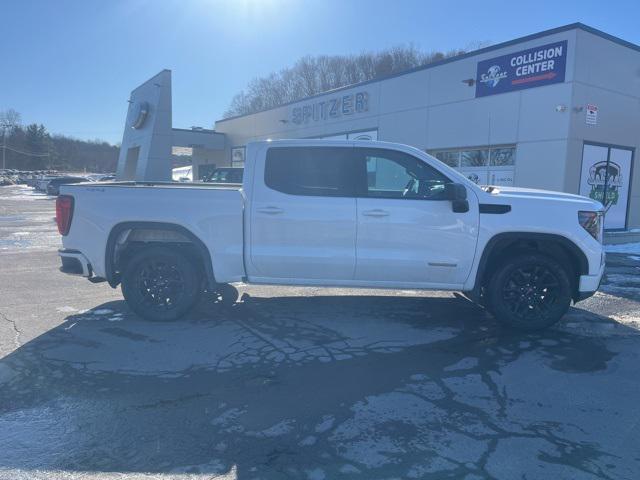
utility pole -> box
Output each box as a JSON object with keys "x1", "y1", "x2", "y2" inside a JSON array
[
  {"x1": 487, "y1": 113, "x2": 492, "y2": 184},
  {"x1": 2, "y1": 128, "x2": 5, "y2": 170}
]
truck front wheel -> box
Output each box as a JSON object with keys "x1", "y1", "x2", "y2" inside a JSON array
[
  {"x1": 487, "y1": 253, "x2": 572, "y2": 330},
  {"x1": 121, "y1": 246, "x2": 201, "y2": 321}
]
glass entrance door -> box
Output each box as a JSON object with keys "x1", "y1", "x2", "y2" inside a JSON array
[{"x1": 579, "y1": 143, "x2": 634, "y2": 230}]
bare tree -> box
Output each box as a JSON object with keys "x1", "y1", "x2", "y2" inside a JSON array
[
  {"x1": 0, "y1": 108, "x2": 21, "y2": 131},
  {"x1": 1, "y1": 109, "x2": 22, "y2": 169},
  {"x1": 223, "y1": 43, "x2": 480, "y2": 118}
]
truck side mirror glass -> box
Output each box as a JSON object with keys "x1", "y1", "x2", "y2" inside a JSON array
[{"x1": 444, "y1": 183, "x2": 469, "y2": 213}]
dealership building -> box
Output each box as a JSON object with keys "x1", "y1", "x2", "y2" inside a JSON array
[{"x1": 117, "y1": 23, "x2": 639, "y2": 232}]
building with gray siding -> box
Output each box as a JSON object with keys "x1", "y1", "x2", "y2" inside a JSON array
[
  {"x1": 206, "y1": 23, "x2": 639, "y2": 231},
  {"x1": 117, "y1": 23, "x2": 638, "y2": 231}
]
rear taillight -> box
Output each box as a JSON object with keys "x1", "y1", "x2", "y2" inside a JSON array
[{"x1": 56, "y1": 195, "x2": 74, "y2": 236}]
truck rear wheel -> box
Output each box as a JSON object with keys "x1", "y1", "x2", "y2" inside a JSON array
[
  {"x1": 121, "y1": 246, "x2": 201, "y2": 321},
  {"x1": 487, "y1": 253, "x2": 572, "y2": 330}
]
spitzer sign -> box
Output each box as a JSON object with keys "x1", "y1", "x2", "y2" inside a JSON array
[{"x1": 475, "y1": 40, "x2": 567, "y2": 97}]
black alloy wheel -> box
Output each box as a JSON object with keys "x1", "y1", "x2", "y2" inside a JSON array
[
  {"x1": 122, "y1": 246, "x2": 201, "y2": 321},
  {"x1": 502, "y1": 264, "x2": 560, "y2": 319},
  {"x1": 137, "y1": 259, "x2": 185, "y2": 310},
  {"x1": 488, "y1": 253, "x2": 572, "y2": 330}
]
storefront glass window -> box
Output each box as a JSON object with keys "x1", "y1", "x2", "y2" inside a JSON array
[
  {"x1": 461, "y1": 149, "x2": 488, "y2": 167},
  {"x1": 434, "y1": 151, "x2": 460, "y2": 168},
  {"x1": 428, "y1": 145, "x2": 516, "y2": 187},
  {"x1": 490, "y1": 147, "x2": 516, "y2": 166}
]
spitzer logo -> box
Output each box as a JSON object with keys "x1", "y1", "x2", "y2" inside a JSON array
[{"x1": 480, "y1": 65, "x2": 508, "y2": 87}]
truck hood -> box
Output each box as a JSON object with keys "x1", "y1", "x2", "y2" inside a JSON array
[{"x1": 485, "y1": 186, "x2": 603, "y2": 209}]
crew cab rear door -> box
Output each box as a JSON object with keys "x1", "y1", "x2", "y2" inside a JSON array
[
  {"x1": 248, "y1": 146, "x2": 358, "y2": 282},
  {"x1": 353, "y1": 147, "x2": 479, "y2": 288}
]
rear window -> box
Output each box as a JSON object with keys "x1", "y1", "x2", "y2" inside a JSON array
[{"x1": 265, "y1": 147, "x2": 356, "y2": 197}]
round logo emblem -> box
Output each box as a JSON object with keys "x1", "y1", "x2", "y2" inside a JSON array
[
  {"x1": 130, "y1": 101, "x2": 149, "y2": 129},
  {"x1": 587, "y1": 161, "x2": 622, "y2": 207}
]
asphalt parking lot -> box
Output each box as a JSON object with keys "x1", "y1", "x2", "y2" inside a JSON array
[{"x1": 1, "y1": 184, "x2": 640, "y2": 480}]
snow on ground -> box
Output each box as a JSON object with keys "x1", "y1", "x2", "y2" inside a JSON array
[
  {"x1": 605, "y1": 242, "x2": 640, "y2": 254},
  {"x1": 0, "y1": 185, "x2": 60, "y2": 252},
  {"x1": 0, "y1": 184, "x2": 52, "y2": 201}
]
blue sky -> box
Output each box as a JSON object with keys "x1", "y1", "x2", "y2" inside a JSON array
[{"x1": 2, "y1": 0, "x2": 639, "y2": 144}]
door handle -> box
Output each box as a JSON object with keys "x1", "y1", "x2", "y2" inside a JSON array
[
  {"x1": 257, "y1": 206, "x2": 284, "y2": 215},
  {"x1": 362, "y1": 209, "x2": 390, "y2": 217}
]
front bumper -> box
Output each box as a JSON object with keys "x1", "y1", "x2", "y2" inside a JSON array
[
  {"x1": 58, "y1": 249, "x2": 92, "y2": 277},
  {"x1": 576, "y1": 256, "x2": 606, "y2": 301}
]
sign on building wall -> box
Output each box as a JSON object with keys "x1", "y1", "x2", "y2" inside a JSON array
[
  {"x1": 291, "y1": 91, "x2": 369, "y2": 125},
  {"x1": 586, "y1": 104, "x2": 598, "y2": 125},
  {"x1": 579, "y1": 143, "x2": 633, "y2": 230},
  {"x1": 231, "y1": 146, "x2": 245, "y2": 167},
  {"x1": 475, "y1": 40, "x2": 567, "y2": 97}
]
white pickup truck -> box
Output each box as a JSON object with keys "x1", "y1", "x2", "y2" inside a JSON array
[{"x1": 56, "y1": 140, "x2": 605, "y2": 330}]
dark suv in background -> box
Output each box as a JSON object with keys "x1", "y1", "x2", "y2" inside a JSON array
[{"x1": 46, "y1": 176, "x2": 87, "y2": 196}]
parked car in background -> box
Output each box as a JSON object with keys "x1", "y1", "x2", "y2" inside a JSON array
[
  {"x1": 16, "y1": 172, "x2": 34, "y2": 184},
  {"x1": 56, "y1": 140, "x2": 605, "y2": 330},
  {"x1": 25, "y1": 172, "x2": 45, "y2": 187},
  {"x1": 35, "y1": 176, "x2": 60, "y2": 192},
  {"x1": 203, "y1": 167, "x2": 243, "y2": 184},
  {"x1": 46, "y1": 176, "x2": 87, "y2": 196},
  {"x1": 96, "y1": 174, "x2": 116, "y2": 182},
  {"x1": 86, "y1": 173, "x2": 116, "y2": 182}
]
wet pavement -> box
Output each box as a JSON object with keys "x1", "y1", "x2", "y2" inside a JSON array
[{"x1": 1, "y1": 184, "x2": 640, "y2": 479}]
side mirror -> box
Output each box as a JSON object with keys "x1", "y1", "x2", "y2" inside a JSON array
[{"x1": 444, "y1": 183, "x2": 469, "y2": 213}]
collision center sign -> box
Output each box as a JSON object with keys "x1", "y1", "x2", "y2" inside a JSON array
[{"x1": 475, "y1": 40, "x2": 567, "y2": 97}]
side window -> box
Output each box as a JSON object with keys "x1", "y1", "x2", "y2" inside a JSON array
[
  {"x1": 362, "y1": 149, "x2": 449, "y2": 200},
  {"x1": 265, "y1": 147, "x2": 356, "y2": 197}
]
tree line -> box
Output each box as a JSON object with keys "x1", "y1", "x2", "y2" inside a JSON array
[
  {"x1": 224, "y1": 44, "x2": 472, "y2": 118},
  {"x1": 3, "y1": 44, "x2": 482, "y2": 171},
  {"x1": 0, "y1": 109, "x2": 119, "y2": 172}
]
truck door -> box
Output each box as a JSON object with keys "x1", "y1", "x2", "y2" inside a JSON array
[
  {"x1": 248, "y1": 146, "x2": 358, "y2": 282},
  {"x1": 354, "y1": 148, "x2": 479, "y2": 288}
]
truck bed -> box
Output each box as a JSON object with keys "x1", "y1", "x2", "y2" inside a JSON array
[{"x1": 59, "y1": 182, "x2": 246, "y2": 282}]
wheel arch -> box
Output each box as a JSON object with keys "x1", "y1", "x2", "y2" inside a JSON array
[
  {"x1": 472, "y1": 232, "x2": 589, "y2": 302},
  {"x1": 105, "y1": 221, "x2": 216, "y2": 289}
]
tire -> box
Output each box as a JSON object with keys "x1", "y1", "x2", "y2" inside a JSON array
[
  {"x1": 487, "y1": 253, "x2": 572, "y2": 331},
  {"x1": 121, "y1": 246, "x2": 201, "y2": 321}
]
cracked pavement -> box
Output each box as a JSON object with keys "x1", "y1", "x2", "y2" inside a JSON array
[
  {"x1": 1, "y1": 184, "x2": 640, "y2": 479},
  {"x1": 0, "y1": 309, "x2": 21, "y2": 350}
]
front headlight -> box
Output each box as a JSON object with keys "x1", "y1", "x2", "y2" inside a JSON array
[{"x1": 578, "y1": 211, "x2": 603, "y2": 243}]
